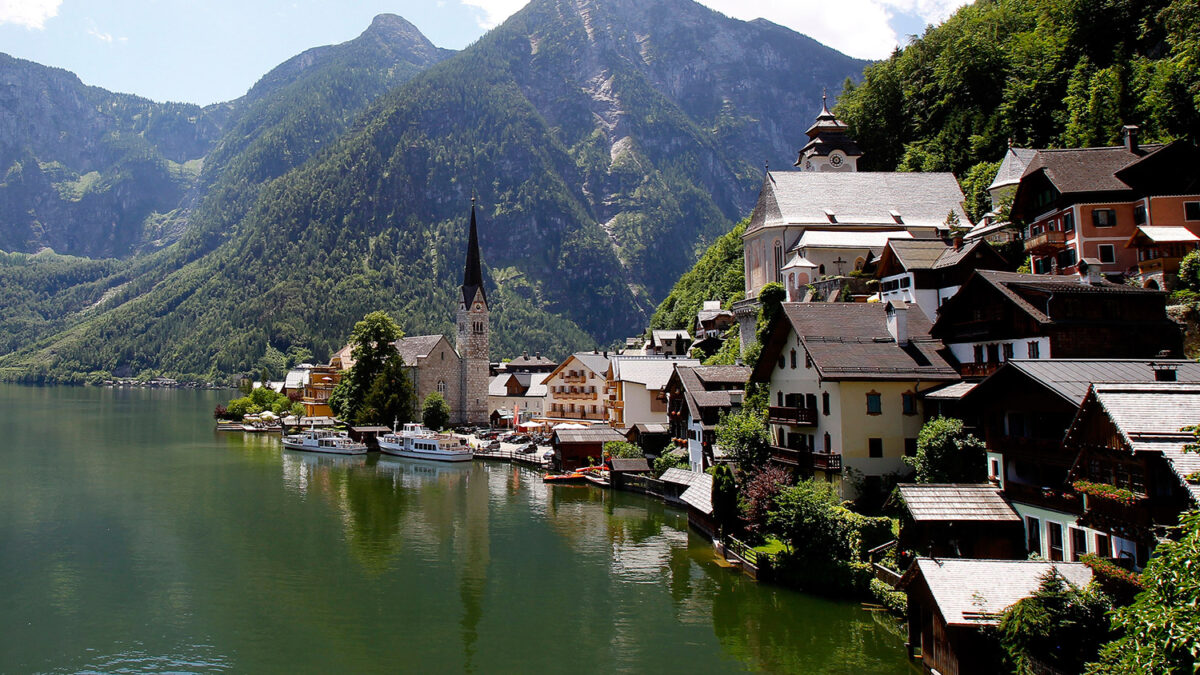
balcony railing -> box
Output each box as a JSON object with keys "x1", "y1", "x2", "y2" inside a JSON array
[
  {"x1": 769, "y1": 445, "x2": 807, "y2": 467},
  {"x1": 812, "y1": 452, "x2": 842, "y2": 472},
  {"x1": 1024, "y1": 230, "x2": 1068, "y2": 253},
  {"x1": 1003, "y1": 481, "x2": 1082, "y2": 514},
  {"x1": 767, "y1": 406, "x2": 817, "y2": 425},
  {"x1": 960, "y1": 362, "x2": 1001, "y2": 378},
  {"x1": 556, "y1": 391, "x2": 597, "y2": 401}
]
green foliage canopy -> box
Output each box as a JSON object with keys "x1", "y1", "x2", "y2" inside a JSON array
[
  {"x1": 905, "y1": 416, "x2": 988, "y2": 483},
  {"x1": 998, "y1": 571, "x2": 1113, "y2": 675},
  {"x1": 421, "y1": 392, "x2": 451, "y2": 431}
]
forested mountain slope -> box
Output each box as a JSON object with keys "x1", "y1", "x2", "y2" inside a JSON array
[{"x1": 1, "y1": 0, "x2": 866, "y2": 381}]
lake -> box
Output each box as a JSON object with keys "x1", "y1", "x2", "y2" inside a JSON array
[{"x1": 0, "y1": 384, "x2": 911, "y2": 673}]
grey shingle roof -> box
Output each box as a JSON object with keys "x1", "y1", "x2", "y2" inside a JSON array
[
  {"x1": 571, "y1": 352, "x2": 612, "y2": 376},
  {"x1": 554, "y1": 428, "x2": 629, "y2": 444},
  {"x1": 693, "y1": 366, "x2": 751, "y2": 385},
  {"x1": 631, "y1": 423, "x2": 669, "y2": 435},
  {"x1": 897, "y1": 484, "x2": 1021, "y2": 522},
  {"x1": 609, "y1": 458, "x2": 652, "y2": 473},
  {"x1": 746, "y1": 171, "x2": 970, "y2": 234},
  {"x1": 395, "y1": 335, "x2": 447, "y2": 366},
  {"x1": 987, "y1": 147, "x2": 1038, "y2": 191},
  {"x1": 901, "y1": 559, "x2": 1093, "y2": 626},
  {"x1": 922, "y1": 381, "x2": 978, "y2": 400},
  {"x1": 611, "y1": 356, "x2": 700, "y2": 390},
  {"x1": 1001, "y1": 359, "x2": 1200, "y2": 405},
  {"x1": 1021, "y1": 145, "x2": 1164, "y2": 195},
  {"x1": 680, "y1": 472, "x2": 714, "y2": 515},
  {"x1": 660, "y1": 468, "x2": 707, "y2": 487}
]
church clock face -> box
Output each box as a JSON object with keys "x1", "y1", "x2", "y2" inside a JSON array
[
  {"x1": 474, "y1": 302, "x2": 482, "y2": 311},
  {"x1": 804, "y1": 160, "x2": 813, "y2": 171},
  {"x1": 829, "y1": 153, "x2": 844, "y2": 168}
]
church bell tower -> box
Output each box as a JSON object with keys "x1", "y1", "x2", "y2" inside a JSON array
[
  {"x1": 795, "y1": 91, "x2": 863, "y2": 172},
  {"x1": 456, "y1": 198, "x2": 489, "y2": 425}
]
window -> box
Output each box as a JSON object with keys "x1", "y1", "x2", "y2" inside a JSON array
[
  {"x1": 805, "y1": 393, "x2": 817, "y2": 411},
  {"x1": 1002, "y1": 343, "x2": 1014, "y2": 360},
  {"x1": 866, "y1": 392, "x2": 882, "y2": 415},
  {"x1": 1070, "y1": 527, "x2": 1088, "y2": 561},
  {"x1": 777, "y1": 392, "x2": 783, "y2": 406},
  {"x1": 990, "y1": 458, "x2": 1000, "y2": 479},
  {"x1": 774, "y1": 241, "x2": 784, "y2": 284},
  {"x1": 902, "y1": 393, "x2": 917, "y2": 416},
  {"x1": 822, "y1": 392, "x2": 830, "y2": 416},
  {"x1": 1026, "y1": 517, "x2": 1042, "y2": 555},
  {"x1": 1048, "y1": 522, "x2": 1064, "y2": 561},
  {"x1": 868, "y1": 438, "x2": 883, "y2": 458},
  {"x1": 778, "y1": 355, "x2": 785, "y2": 370},
  {"x1": 1028, "y1": 341, "x2": 1041, "y2": 359},
  {"x1": 823, "y1": 432, "x2": 831, "y2": 453},
  {"x1": 805, "y1": 352, "x2": 813, "y2": 369},
  {"x1": 987, "y1": 344, "x2": 1000, "y2": 364},
  {"x1": 1098, "y1": 244, "x2": 1116, "y2": 264},
  {"x1": 437, "y1": 380, "x2": 447, "y2": 395},
  {"x1": 790, "y1": 349, "x2": 797, "y2": 369},
  {"x1": 905, "y1": 438, "x2": 918, "y2": 458},
  {"x1": 973, "y1": 345, "x2": 985, "y2": 364},
  {"x1": 1063, "y1": 211, "x2": 1075, "y2": 232},
  {"x1": 1186, "y1": 201, "x2": 1200, "y2": 221},
  {"x1": 1134, "y1": 204, "x2": 1147, "y2": 225},
  {"x1": 1092, "y1": 208, "x2": 1117, "y2": 227}
]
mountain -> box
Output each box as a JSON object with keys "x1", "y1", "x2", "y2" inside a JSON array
[{"x1": 0, "y1": 0, "x2": 867, "y2": 382}]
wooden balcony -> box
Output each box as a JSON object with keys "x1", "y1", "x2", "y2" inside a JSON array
[
  {"x1": 767, "y1": 406, "x2": 817, "y2": 426},
  {"x1": 1024, "y1": 230, "x2": 1067, "y2": 253},
  {"x1": 960, "y1": 362, "x2": 1001, "y2": 378},
  {"x1": 557, "y1": 391, "x2": 597, "y2": 401},
  {"x1": 811, "y1": 452, "x2": 842, "y2": 472},
  {"x1": 1003, "y1": 481, "x2": 1082, "y2": 515},
  {"x1": 769, "y1": 445, "x2": 807, "y2": 467}
]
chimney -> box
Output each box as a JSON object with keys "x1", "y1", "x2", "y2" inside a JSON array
[
  {"x1": 1078, "y1": 258, "x2": 1103, "y2": 285},
  {"x1": 886, "y1": 301, "x2": 909, "y2": 346},
  {"x1": 953, "y1": 235, "x2": 963, "y2": 251},
  {"x1": 1151, "y1": 362, "x2": 1178, "y2": 382},
  {"x1": 1122, "y1": 125, "x2": 1140, "y2": 153}
]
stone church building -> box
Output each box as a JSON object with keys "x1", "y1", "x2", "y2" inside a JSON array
[{"x1": 332, "y1": 201, "x2": 490, "y2": 425}]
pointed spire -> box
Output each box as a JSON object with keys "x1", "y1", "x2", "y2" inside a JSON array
[{"x1": 462, "y1": 197, "x2": 486, "y2": 307}]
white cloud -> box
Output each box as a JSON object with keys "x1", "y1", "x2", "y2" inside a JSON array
[
  {"x1": 87, "y1": 27, "x2": 112, "y2": 43},
  {"x1": 454, "y1": 0, "x2": 970, "y2": 60},
  {"x1": 0, "y1": 0, "x2": 61, "y2": 29}
]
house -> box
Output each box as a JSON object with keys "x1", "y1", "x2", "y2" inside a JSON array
[
  {"x1": 659, "y1": 468, "x2": 717, "y2": 538},
  {"x1": 931, "y1": 268, "x2": 1182, "y2": 379},
  {"x1": 646, "y1": 330, "x2": 692, "y2": 356},
  {"x1": 608, "y1": 457, "x2": 653, "y2": 491},
  {"x1": 300, "y1": 364, "x2": 340, "y2": 417},
  {"x1": 541, "y1": 352, "x2": 611, "y2": 423},
  {"x1": 498, "y1": 351, "x2": 557, "y2": 374},
  {"x1": 1126, "y1": 225, "x2": 1200, "y2": 291},
  {"x1": 1011, "y1": 128, "x2": 1200, "y2": 280},
  {"x1": 875, "y1": 238, "x2": 1009, "y2": 320},
  {"x1": 963, "y1": 146, "x2": 1038, "y2": 246},
  {"x1": 664, "y1": 365, "x2": 751, "y2": 472},
  {"x1": 551, "y1": 426, "x2": 627, "y2": 471},
  {"x1": 695, "y1": 301, "x2": 735, "y2": 339},
  {"x1": 624, "y1": 423, "x2": 670, "y2": 453},
  {"x1": 900, "y1": 559, "x2": 1093, "y2": 675},
  {"x1": 487, "y1": 371, "x2": 547, "y2": 423},
  {"x1": 604, "y1": 355, "x2": 699, "y2": 429},
  {"x1": 1061, "y1": 383, "x2": 1200, "y2": 567},
  {"x1": 751, "y1": 302, "x2": 959, "y2": 499},
  {"x1": 896, "y1": 483, "x2": 1024, "y2": 560},
  {"x1": 958, "y1": 359, "x2": 1200, "y2": 564},
  {"x1": 737, "y1": 100, "x2": 970, "y2": 346}
]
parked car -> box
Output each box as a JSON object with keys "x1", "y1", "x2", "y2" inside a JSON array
[
  {"x1": 485, "y1": 440, "x2": 501, "y2": 451},
  {"x1": 518, "y1": 443, "x2": 538, "y2": 454},
  {"x1": 541, "y1": 450, "x2": 555, "y2": 461}
]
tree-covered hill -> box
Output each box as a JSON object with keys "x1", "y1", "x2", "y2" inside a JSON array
[
  {"x1": 836, "y1": 0, "x2": 1199, "y2": 182},
  {"x1": 0, "y1": 0, "x2": 866, "y2": 382}
]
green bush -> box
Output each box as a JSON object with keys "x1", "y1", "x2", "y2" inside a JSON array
[{"x1": 870, "y1": 578, "x2": 907, "y2": 616}]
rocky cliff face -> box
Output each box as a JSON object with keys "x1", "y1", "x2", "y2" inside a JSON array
[{"x1": 0, "y1": 1, "x2": 868, "y2": 379}]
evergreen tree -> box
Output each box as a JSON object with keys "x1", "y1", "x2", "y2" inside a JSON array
[{"x1": 422, "y1": 392, "x2": 451, "y2": 431}]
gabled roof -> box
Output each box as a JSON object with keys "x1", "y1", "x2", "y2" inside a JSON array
[
  {"x1": 395, "y1": 335, "x2": 449, "y2": 366},
  {"x1": 976, "y1": 359, "x2": 1200, "y2": 406},
  {"x1": 900, "y1": 559, "x2": 1093, "y2": 626},
  {"x1": 753, "y1": 303, "x2": 958, "y2": 382},
  {"x1": 897, "y1": 484, "x2": 1021, "y2": 522},
  {"x1": 987, "y1": 147, "x2": 1038, "y2": 191},
  {"x1": 1020, "y1": 144, "x2": 1163, "y2": 196},
  {"x1": 553, "y1": 427, "x2": 627, "y2": 444},
  {"x1": 672, "y1": 365, "x2": 750, "y2": 421},
  {"x1": 1128, "y1": 226, "x2": 1200, "y2": 246},
  {"x1": 609, "y1": 458, "x2": 652, "y2": 473},
  {"x1": 680, "y1": 472, "x2": 714, "y2": 515},
  {"x1": 488, "y1": 373, "x2": 516, "y2": 396},
  {"x1": 505, "y1": 352, "x2": 557, "y2": 369},
  {"x1": 660, "y1": 468, "x2": 708, "y2": 487},
  {"x1": 610, "y1": 356, "x2": 699, "y2": 391},
  {"x1": 745, "y1": 171, "x2": 970, "y2": 235},
  {"x1": 651, "y1": 329, "x2": 691, "y2": 341},
  {"x1": 542, "y1": 352, "x2": 612, "y2": 384},
  {"x1": 693, "y1": 366, "x2": 751, "y2": 386}
]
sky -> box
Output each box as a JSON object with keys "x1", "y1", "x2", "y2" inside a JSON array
[{"x1": 0, "y1": 0, "x2": 971, "y2": 106}]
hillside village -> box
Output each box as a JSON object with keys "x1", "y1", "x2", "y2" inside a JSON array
[{"x1": 263, "y1": 99, "x2": 1200, "y2": 674}]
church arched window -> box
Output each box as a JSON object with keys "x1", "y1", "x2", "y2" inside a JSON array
[
  {"x1": 773, "y1": 241, "x2": 783, "y2": 284},
  {"x1": 437, "y1": 380, "x2": 447, "y2": 395}
]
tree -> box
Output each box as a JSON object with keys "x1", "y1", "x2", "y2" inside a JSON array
[
  {"x1": 711, "y1": 464, "x2": 740, "y2": 536},
  {"x1": 422, "y1": 392, "x2": 451, "y2": 431},
  {"x1": 905, "y1": 416, "x2": 987, "y2": 483},
  {"x1": 1178, "y1": 249, "x2": 1200, "y2": 293},
  {"x1": 740, "y1": 465, "x2": 793, "y2": 539},
  {"x1": 1088, "y1": 511, "x2": 1200, "y2": 674},
  {"x1": 603, "y1": 441, "x2": 644, "y2": 459},
  {"x1": 653, "y1": 451, "x2": 689, "y2": 476},
  {"x1": 715, "y1": 407, "x2": 771, "y2": 473},
  {"x1": 998, "y1": 570, "x2": 1113, "y2": 675},
  {"x1": 362, "y1": 353, "x2": 416, "y2": 427},
  {"x1": 338, "y1": 311, "x2": 403, "y2": 423},
  {"x1": 767, "y1": 479, "x2": 847, "y2": 558}
]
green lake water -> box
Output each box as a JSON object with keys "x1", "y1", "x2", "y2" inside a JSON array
[{"x1": 0, "y1": 384, "x2": 912, "y2": 673}]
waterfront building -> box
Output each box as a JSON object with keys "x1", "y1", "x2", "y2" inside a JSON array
[
  {"x1": 1011, "y1": 128, "x2": 1200, "y2": 283},
  {"x1": 541, "y1": 351, "x2": 611, "y2": 424},
  {"x1": 664, "y1": 365, "x2": 751, "y2": 472},
  {"x1": 550, "y1": 426, "x2": 627, "y2": 470},
  {"x1": 895, "y1": 483, "x2": 1024, "y2": 560},
  {"x1": 604, "y1": 355, "x2": 699, "y2": 429},
  {"x1": 874, "y1": 238, "x2": 1008, "y2": 321},
  {"x1": 487, "y1": 370, "x2": 547, "y2": 424},
  {"x1": 751, "y1": 302, "x2": 959, "y2": 499},
  {"x1": 930, "y1": 268, "x2": 1182, "y2": 379},
  {"x1": 957, "y1": 359, "x2": 1200, "y2": 566},
  {"x1": 900, "y1": 559, "x2": 1093, "y2": 675}
]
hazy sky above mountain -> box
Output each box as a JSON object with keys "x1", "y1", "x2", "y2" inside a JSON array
[{"x1": 0, "y1": 0, "x2": 968, "y2": 105}]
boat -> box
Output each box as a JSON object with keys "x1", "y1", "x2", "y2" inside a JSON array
[
  {"x1": 281, "y1": 428, "x2": 367, "y2": 455},
  {"x1": 542, "y1": 472, "x2": 587, "y2": 484},
  {"x1": 377, "y1": 423, "x2": 473, "y2": 462}
]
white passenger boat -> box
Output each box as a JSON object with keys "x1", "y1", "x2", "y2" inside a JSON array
[
  {"x1": 281, "y1": 428, "x2": 367, "y2": 455},
  {"x1": 377, "y1": 423, "x2": 473, "y2": 462}
]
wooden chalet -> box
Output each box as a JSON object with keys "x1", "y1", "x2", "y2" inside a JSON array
[
  {"x1": 551, "y1": 426, "x2": 626, "y2": 471},
  {"x1": 901, "y1": 559, "x2": 1093, "y2": 675},
  {"x1": 1062, "y1": 383, "x2": 1200, "y2": 567},
  {"x1": 896, "y1": 484, "x2": 1024, "y2": 560}
]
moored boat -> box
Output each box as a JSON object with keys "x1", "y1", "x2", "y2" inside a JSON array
[
  {"x1": 378, "y1": 423, "x2": 472, "y2": 462},
  {"x1": 281, "y1": 428, "x2": 367, "y2": 455}
]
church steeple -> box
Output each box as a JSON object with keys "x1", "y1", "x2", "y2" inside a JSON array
[
  {"x1": 461, "y1": 197, "x2": 486, "y2": 307},
  {"x1": 795, "y1": 89, "x2": 862, "y2": 172}
]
